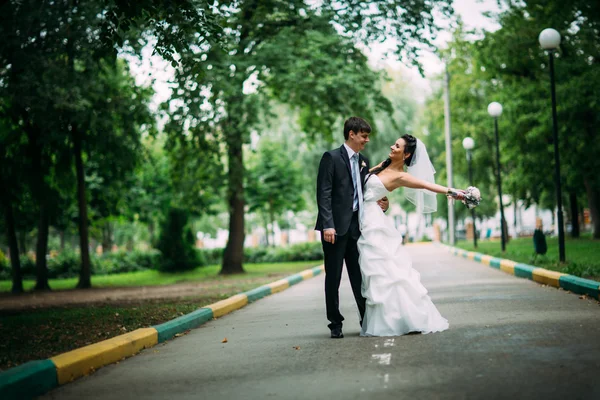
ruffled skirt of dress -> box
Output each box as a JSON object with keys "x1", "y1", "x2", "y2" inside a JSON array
[{"x1": 357, "y1": 202, "x2": 449, "y2": 337}]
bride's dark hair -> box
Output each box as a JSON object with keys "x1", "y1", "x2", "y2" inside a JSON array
[{"x1": 369, "y1": 134, "x2": 417, "y2": 177}]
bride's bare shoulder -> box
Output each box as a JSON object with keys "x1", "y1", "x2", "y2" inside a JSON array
[
  {"x1": 379, "y1": 170, "x2": 410, "y2": 191},
  {"x1": 368, "y1": 161, "x2": 385, "y2": 173}
]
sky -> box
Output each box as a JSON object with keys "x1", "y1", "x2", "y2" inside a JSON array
[
  {"x1": 363, "y1": 0, "x2": 502, "y2": 101},
  {"x1": 127, "y1": 0, "x2": 502, "y2": 111}
]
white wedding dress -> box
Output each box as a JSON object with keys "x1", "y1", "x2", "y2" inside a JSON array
[{"x1": 358, "y1": 174, "x2": 449, "y2": 337}]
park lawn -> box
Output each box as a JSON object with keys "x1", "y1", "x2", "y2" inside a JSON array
[
  {"x1": 0, "y1": 260, "x2": 323, "y2": 292},
  {"x1": 455, "y1": 236, "x2": 600, "y2": 281},
  {"x1": 0, "y1": 260, "x2": 323, "y2": 371}
]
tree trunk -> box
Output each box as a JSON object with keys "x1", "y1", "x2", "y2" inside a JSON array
[
  {"x1": 263, "y1": 214, "x2": 269, "y2": 247},
  {"x1": 269, "y1": 201, "x2": 276, "y2": 246},
  {"x1": 34, "y1": 200, "x2": 51, "y2": 291},
  {"x1": 584, "y1": 179, "x2": 600, "y2": 239},
  {"x1": 102, "y1": 221, "x2": 113, "y2": 253},
  {"x1": 18, "y1": 231, "x2": 27, "y2": 256},
  {"x1": 148, "y1": 220, "x2": 155, "y2": 246},
  {"x1": 73, "y1": 129, "x2": 92, "y2": 288},
  {"x1": 221, "y1": 136, "x2": 245, "y2": 274},
  {"x1": 59, "y1": 230, "x2": 65, "y2": 251},
  {"x1": 4, "y1": 201, "x2": 23, "y2": 293},
  {"x1": 569, "y1": 191, "x2": 580, "y2": 238}
]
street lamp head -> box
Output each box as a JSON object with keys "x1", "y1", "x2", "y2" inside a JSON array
[
  {"x1": 539, "y1": 28, "x2": 561, "y2": 50},
  {"x1": 462, "y1": 137, "x2": 475, "y2": 150},
  {"x1": 487, "y1": 102, "x2": 503, "y2": 118}
]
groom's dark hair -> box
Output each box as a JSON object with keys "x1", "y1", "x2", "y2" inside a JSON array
[{"x1": 344, "y1": 117, "x2": 371, "y2": 140}]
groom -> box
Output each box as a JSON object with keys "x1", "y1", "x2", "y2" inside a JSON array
[{"x1": 315, "y1": 116, "x2": 388, "y2": 338}]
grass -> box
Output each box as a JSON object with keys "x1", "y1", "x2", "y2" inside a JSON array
[
  {"x1": 455, "y1": 236, "x2": 600, "y2": 281},
  {"x1": 0, "y1": 261, "x2": 322, "y2": 292},
  {"x1": 0, "y1": 260, "x2": 323, "y2": 371}
]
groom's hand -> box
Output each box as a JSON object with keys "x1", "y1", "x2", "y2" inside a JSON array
[
  {"x1": 378, "y1": 196, "x2": 389, "y2": 213},
  {"x1": 323, "y1": 228, "x2": 336, "y2": 244}
]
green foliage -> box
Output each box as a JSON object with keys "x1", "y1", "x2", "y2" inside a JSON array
[
  {"x1": 156, "y1": 207, "x2": 204, "y2": 272},
  {"x1": 47, "y1": 250, "x2": 82, "y2": 279},
  {"x1": 0, "y1": 249, "x2": 9, "y2": 280},
  {"x1": 249, "y1": 242, "x2": 323, "y2": 263},
  {"x1": 95, "y1": 249, "x2": 162, "y2": 275},
  {"x1": 201, "y1": 248, "x2": 225, "y2": 266},
  {"x1": 246, "y1": 138, "x2": 307, "y2": 243},
  {"x1": 0, "y1": 249, "x2": 165, "y2": 280},
  {"x1": 200, "y1": 242, "x2": 323, "y2": 265},
  {"x1": 441, "y1": 0, "x2": 600, "y2": 236}
]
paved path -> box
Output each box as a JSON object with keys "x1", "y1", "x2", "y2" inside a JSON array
[{"x1": 42, "y1": 244, "x2": 600, "y2": 399}]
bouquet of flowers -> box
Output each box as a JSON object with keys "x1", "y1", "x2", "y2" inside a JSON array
[{"x1": 447, "y1": 186, "x2": 481, "y2": 209}]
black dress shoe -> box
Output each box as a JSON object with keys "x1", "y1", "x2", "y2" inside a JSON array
[{"x1": 330, "y1": 327, "x2": 344, "y2": 339}]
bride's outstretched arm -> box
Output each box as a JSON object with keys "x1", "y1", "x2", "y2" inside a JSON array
[{"x1": 394, "y1": 172, "x2": 448, "y2": 194}]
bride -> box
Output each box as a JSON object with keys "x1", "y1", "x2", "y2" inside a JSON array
[{"x1": 358, "y1": 134, "x2": 478, "y2": 337}]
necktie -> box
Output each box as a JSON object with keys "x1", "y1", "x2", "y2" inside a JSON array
[{"x1": 351, "y1": 153, "x2": 363, "y2": 212}]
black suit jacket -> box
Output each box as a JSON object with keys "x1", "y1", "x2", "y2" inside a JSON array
[{"x1": 315, "y1": 145, "x2": 370, "y2": 236}]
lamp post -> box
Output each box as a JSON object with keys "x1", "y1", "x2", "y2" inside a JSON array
[
  {"x1": 488, "y1": 102, "x2": 507, "y2": 252},
  {"x1": 462, "y1": 137, "x2": 477, "y2": 248},
  {"x1": 539, "y1": 28, "x2": 566, "y2": 263}
]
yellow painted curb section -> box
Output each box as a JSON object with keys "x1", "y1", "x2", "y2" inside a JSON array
[
  {"x1": 299, "y1": 269, "x2": 314, "y2": 280},
  {"x1": 268, "y1": 279, "x2": 290, "y2": 294},
  {"x1": 500, "y1": 259, "x2": 517, "y2": 275},
  {"x1": 51, "y1": 328, "x2": 158, "y2": 385},
  {"x1": 480, "y1": 255, "x2": 493, "y2": 265},
  {"x1": 467, "y1": 252, "x2": 475, "y2": 260},
  {"x1": 207, "y1": 294, "x2": 248, "y2": 318},
  {"x1": 532, "y1": 269, "x2": 566, "y2": 288}
]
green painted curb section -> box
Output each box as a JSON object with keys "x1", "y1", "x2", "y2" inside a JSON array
[
  {"x1": 312, "y1": 266, "x2": 323, "y2": 275},
  {"x1": 244, "y1": 286, "x2": 272, "y2": 303},
  {"x1": 513, "y1": 263, "x2": 536, "y2": 280},
  {"x1": 154, "y1": 308, "x2": 214, "y2": 343},
  {"x1": 0, "y1": 359, "x2": 58, "y2": 400},
  {"x1": 474, "y1": 253, "x2": 482, "y2": 261},
  {"x1": 286, "y1": 273, "x2": 304, "y2": 286},
  {"x1": 489, "y1": 258, "x2": 502, "y2": 269},
  {"x1": 559, "y1": 275, "x2": 600, "y2": 300}
]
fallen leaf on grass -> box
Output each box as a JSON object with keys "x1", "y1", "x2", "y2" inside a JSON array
[{"x1": 221, "y1": 338, "x2": 228, "y2": 343}]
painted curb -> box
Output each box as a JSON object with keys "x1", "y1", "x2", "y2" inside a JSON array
[
  {"x1": 207, "y1": 294, "x2": 249, "y2": 318},
  {"x1": 559, "y1": 275, "x2": 600, "y2": 299},
  {"x1": 154, "y1": 307, "x2": 214, "y2": 343},
  {"x1": 0, "y1": 263, "x2": 325, "y2": 399},
  {"x1": 440, "y1": 244, "x2": 600, "y2": 299},
  {"x1": 0, "y1": 360, "x2": 58, "y2": 400},
  {"x1": 244, "y1": 285, "x2": 272, "y2": 303},
  {"x1": 50, "y1": 328, "x2": 158, "y2": 385}
]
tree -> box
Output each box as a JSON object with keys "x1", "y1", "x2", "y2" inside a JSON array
[
  {"x1": 0, "y1": 0, "x2": 171, "y2": 288},
  {"x1": 0, "y1": 114, "x2": 26, "y2": 292},
  {"x1": 156, "y1": 207, "x2": 201, "y2": 272},
  {"x1": 165, "y1": 0, "x2": 453, "y2": 274},
  {"x1": 474, "y1": 0, "x2": 600, "y2": 237},
  {"x1": 246, "y1": 139, "x2": 307, "y2": 245}
]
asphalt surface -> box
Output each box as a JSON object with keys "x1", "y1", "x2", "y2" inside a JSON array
[{"x1": 42, "y1": 244, "x2": 600, "y2": 400}]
